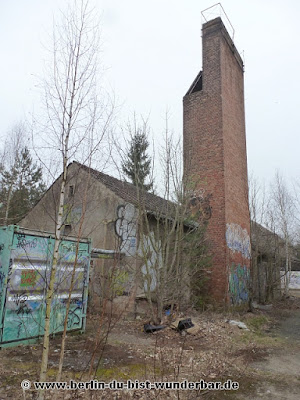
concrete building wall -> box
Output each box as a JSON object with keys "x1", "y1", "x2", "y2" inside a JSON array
[
  {"x1": 183, "y1": 17, "x2": 250, "y2": 305},
  {"x1": 21, "y1": 164, "x2": 122, "y2": 250},
  {"x1": 20, "y1": 163, "x2": 166, "y2": 313},
  {"x1": 20, "y1": 164, "x2": 134, "y2": 311}
]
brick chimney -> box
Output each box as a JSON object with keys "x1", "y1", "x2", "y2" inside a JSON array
[{"x1": 183, "y1": 17, "x2": 250, "y2": 306}]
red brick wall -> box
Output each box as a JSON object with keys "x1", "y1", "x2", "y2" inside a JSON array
[{"x1": 183, "y1": 18, "x2": 250, "y2": 305}]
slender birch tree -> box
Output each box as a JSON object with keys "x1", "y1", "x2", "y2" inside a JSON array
[{"x1": 37, "y1": 0, "x2": 114, "y2": 395}]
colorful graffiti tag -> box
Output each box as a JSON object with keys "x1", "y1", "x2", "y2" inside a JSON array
[
  {"x1": 0, "y1": 227, "x2": 90, "y2": 347},
  {"x1": 114, "y1": 203, "x2": 163, "y2": 293},
  {"x1": 139, "y1": 232, "x2": 162, "y2": 292},
  {"x1": 20, "y1": 270, "x2": 38, "y2": 287},
  {"x1": 289, "y1": 272, "x2": 300, "y2": 290},
  {"x1": 228, "y1": 264, "x2": 249, "y2": 305},
  {"x1": 115, "y1": 204, "x2": 137, "y2": 256},
  {"x1": 226, "y1": 223, "x2": 251, "y2": 259},
  {"x1": 280, "y1": 271, "x2": 300, "y2": 290}
]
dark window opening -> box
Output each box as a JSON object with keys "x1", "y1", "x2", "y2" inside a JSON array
[
  {"x1": 69, "y1": 185, "x2": 75, "y2": 197},
  {"x1": 64, "y1": 224, "x2": 72, "y2": 236}
]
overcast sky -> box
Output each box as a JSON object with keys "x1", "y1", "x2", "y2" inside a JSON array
[{"x1": 1, "y1": 0, "x2": 300, "y2": 187}]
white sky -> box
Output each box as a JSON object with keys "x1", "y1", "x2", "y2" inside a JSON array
[{"x1": 1, "y1": 0, "x2": 300, "y2": 187}]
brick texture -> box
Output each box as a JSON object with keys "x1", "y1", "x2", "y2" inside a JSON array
[{"x1": 183, "y1": 18, "x2": 250, "y2": 305}]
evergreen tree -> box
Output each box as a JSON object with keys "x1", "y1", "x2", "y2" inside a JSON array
[
  {"x1": 122, "y1": 129, "x2": 154, "y2": 192},
  {"x1": 0, "y1": 147, "x2": 46, "y2": 225}
]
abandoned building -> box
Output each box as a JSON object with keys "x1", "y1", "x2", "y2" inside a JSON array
[
  {"x1": 251, "y1": 221, "x2": 300, "y2": 302},
  {"x1": 20, "y1": 161, "x2": 191, "y2": 314},
  {"x1": 19, "y1": 16, "x2": 252, "y2": 309},
  {"x1": 251, "y1": 221, "x2": 283, "y2": 303}
]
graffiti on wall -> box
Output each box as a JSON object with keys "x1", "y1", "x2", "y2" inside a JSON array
[
  {"x1": 115, "y1": 204, "x2": 137, "y2": 256},
  {"x1": 139, "y1": 232, "x2": 162, "y2": 293},
  {"x1": 0, "y1": 231, "x2": 90, "y2": 345},
  {"x1": 114, "y1": 203, "x2": 163, "y2": 292},
  {"x1": 289, "y1": 272, "x2": 300, "y2": 290},
  {"x1": 12, "y1": 293, "x2": 32, "y2": 315},
  {"x1": 52, "y1": 297, "x2": 84, "y2": 333},
  {"x1": 16, "y1": 235, "x2": 37, "y2": 249},
  {"x1": 228, "y1": 263, "x2": 249, "y2": 305},
  {"x1": 20, "y1": 270, "x2": 37, "y2": 287},
  {"x1": 280, "y1": 271, "x2": 300, "y2": 290},
  {"x1": 226, "y1": 223, "x2": 251, "y2": 259}
]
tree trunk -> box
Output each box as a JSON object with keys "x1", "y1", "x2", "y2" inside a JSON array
[
  {"x1": 284, "y1": 238, "x2": 289, "y2": 297},
  {"x1": 38, "y1": 150, "x2": 68, "y2": 399},
  {"x1": 4, "y1": 183, "x2": 13, "y2": 225},
  {"x1": 55, "y1": 170, "x2": 90, "y2": 385}
]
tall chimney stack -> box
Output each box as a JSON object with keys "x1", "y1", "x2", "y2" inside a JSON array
[{"x1": 183, "y1": 17, "x2": 250, "y2": 305}]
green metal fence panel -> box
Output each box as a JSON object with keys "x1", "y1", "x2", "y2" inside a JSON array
[{"x1": 0, "y1": 226, "x2": 91, "y2": 347}]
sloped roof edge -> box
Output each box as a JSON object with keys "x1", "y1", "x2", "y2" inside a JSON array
[{"x1": 72, "y1": 161, "x2": 174, "y2": 217}]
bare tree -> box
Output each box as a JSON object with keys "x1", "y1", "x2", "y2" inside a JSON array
[
  {"x1": 269, "y1": 171, "x2": 295, "y2": 297},
  {"x1": 121, "y1": 117, "x2": 210, "y2": 324},
  {"x1": 36, "y1": 0, "x2": 114, "y2": 395},
  {"x1": 249, "y1": 173, "x2": 282, "y2": 303},
  {"x1": 249, "y1": 173, "x2": 265, "y2": 302},
  {"x1": 292, "y1": 178, "x2": 300, "y2": 243}
]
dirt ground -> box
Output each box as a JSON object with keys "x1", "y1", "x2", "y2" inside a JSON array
[
  {"x1": 0, "y1": 297, "x2": 300, "y2": 399},
  {"x1": 241, "y1": 305, "x2": 300, "y2": 400}
]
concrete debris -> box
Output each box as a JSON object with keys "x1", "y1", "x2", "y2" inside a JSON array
[
  {"x1": 186, "y1": 323, "x2": 201, "y2": 335},
  {"x1": 251, "y1": 301, "x2": 273, "y2": 311},
  {"x1": 170, "y1": 318, "x2": 183, "y2": 330},
  {"x1": 228, "y1": 320, "x2": 250, "y2": 331}
]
